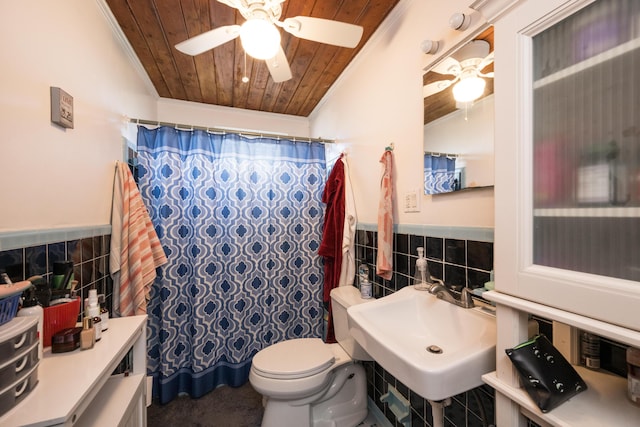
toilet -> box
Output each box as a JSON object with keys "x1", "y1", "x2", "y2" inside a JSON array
[{"x1": 249, "y1": 285, "x2": 373, "y2": 427}]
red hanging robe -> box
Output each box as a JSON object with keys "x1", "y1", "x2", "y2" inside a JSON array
[{"x1": 318, "y1": 157, "x2": 345, "y2": 343}]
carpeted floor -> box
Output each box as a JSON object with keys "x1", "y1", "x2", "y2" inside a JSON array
[{"x1": 147, "y1": 382, "x2": 264, "y2": 427}]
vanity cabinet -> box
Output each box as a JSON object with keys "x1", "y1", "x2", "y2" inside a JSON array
[
  {"x1": 0, "y1": 315, "x2": 147, "y2": 427},
  {"x1": 489, "y1": 0, "x2": 640, "y2": 425}
]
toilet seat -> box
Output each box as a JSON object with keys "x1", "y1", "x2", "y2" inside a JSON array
[{"x1": 251, "y1": 338, "x2": 335, "y2": 379}]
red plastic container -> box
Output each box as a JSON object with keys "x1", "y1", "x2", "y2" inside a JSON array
[{"x1": 43, "y1": 298, "x2": 80, "y2": 347}]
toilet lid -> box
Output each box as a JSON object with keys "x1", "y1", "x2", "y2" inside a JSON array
[{"x1": 252, "y1": 338, "x2": 335, "y2": 379}]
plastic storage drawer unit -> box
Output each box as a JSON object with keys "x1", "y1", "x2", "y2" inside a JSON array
[{"x1": 0, "y1": 317, "x2": 40, "y2": 417}]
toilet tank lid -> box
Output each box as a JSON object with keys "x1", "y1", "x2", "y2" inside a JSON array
[
  {"x1": 330, "y1": 286, "x2": 372, "y2": 308},
  {"x1": 252, "y1": 338, "x2": 335, "y2": 379}
]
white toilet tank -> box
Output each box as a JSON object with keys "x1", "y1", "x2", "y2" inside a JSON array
[{"x1": 330, "y1": 286, "x2": 372, "y2": 361}]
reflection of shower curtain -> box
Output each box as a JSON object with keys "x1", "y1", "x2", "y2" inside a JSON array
[
  {"x1": 137, "y1": 126, "x2": 326, "y2": 404},
  {"x1": 424, "y1": 155, "x2": 456, "y2": 194}
]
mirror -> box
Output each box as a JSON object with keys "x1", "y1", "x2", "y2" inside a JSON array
[{"x1": 423, "y1": 27, "x2": 495, "y2": 195}]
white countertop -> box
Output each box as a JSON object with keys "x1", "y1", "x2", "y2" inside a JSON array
[{"x1": 0, "y1": 315, "x2": 147, "y2": 427}]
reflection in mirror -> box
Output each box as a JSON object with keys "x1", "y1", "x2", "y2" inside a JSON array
[
  {"x1": 423, "y1": 27, "x2": 494, "y2": 195},
  {"x1": 424, "y1": 152, "x2": 458, "y2": 195},
  {"x1": 423, "y1": 96, "x2": 494, "y2": 194}
]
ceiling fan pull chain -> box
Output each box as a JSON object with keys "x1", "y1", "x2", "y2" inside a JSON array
[{"x1": 242, "y1": 52, "x2": 249, "y2": 83}]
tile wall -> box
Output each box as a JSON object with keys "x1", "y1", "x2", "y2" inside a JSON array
[
  {"x1": 354, "y1": 225, "x2": 495, "y2": 427},
  {"x1": 0, "y1": 232, "x2": 113, "y2": 321},
  {"x1": 354, "y1": 225, "x2": 629, "y2": 427}
]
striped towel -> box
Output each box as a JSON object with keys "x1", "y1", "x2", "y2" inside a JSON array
[
  {"x1": 376, "y1": 150, "x2": 393, "y2": 280},
  {"x1": 110, "y1": 162, "x2": 167, "y2": 316}
]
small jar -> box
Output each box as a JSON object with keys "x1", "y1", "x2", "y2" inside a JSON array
[{"x1": 628, "y1": 347, "x2": 640, "y2": 407}]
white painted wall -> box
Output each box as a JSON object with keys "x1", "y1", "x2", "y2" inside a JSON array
[
  {"x1": 310, "y1": 0, "x2": 495, "y2": 227},
  {"x1": 0, "y1": 0, "x2": 157, "y2": 232},
  {"x1": 156, "y1": 98, "x2": 311, "y2": 138},
  {"x1": 1, "y1": 0, "x2": 498, "y2": 233}
]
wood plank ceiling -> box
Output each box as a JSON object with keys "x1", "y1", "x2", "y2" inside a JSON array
[
  {"x1": 423, "y1": 26, "x2": 494, "y2": 125},
  {"x1": 105, "y1": 0, "x2": 401, "y2": 117}
]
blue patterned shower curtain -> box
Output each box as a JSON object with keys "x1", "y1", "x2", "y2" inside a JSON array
[
  {"x1": 424, "y1": 154, "x2": 456, "y2": 195},
  {"x1": 136, "y1": 126, "x2": 326, "y2": 404}
]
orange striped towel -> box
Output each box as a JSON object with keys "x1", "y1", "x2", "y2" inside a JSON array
[
  {"x1": 111, "y1": 162, "x2": 167, "y2": 316},
  {"x1": 376, "y1": 150, "x2": 393, "y2": 280}
]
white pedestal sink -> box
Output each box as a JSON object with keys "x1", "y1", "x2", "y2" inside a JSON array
[{"x1": 347, "y1": 285, "x2": 496, "y2": 401}]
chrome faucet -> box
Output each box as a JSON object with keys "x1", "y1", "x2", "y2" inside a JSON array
[{"x1": 428, "y1": 278, "x2": 475, "y2": 308}]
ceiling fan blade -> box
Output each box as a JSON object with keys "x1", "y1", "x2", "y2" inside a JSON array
[
  {"x1": 175, "y1": 25, "x2": 241, "y2": 56},
  {"x1": 423, "y1": 79, "x2": 456, "y2": 98},
  {"x1": 429, "y1": 56, "x2": 461, "y2": 76},
  {"x1": 477, "y1": 51, "x2": 495, "y2": 72},
  {"x1": 266, "y1": 46, "x2": 292, "y2": 83},
  {"x1": 280, "y1": 16, "x2": 363, "y2": 48}
]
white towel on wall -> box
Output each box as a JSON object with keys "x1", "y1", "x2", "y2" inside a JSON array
[{"x1": 339, "y1": 155, "x2": 357, "y2": 286}]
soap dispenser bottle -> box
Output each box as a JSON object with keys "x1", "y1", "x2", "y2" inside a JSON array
[{"x1": 414, "y1": 247, "x2": 430, "y2": 290}]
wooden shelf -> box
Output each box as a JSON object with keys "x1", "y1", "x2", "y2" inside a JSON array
[{"x1": 483, "y1": 367, "x2": 640, "y2": 427}]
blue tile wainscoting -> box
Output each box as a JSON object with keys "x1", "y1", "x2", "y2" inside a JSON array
[
  {"x1": 355, "y1": 223, "x2": 495, "y2": 427},
  {"x1": 0, "y1": 226, "x2": 114, "y2": 320}
]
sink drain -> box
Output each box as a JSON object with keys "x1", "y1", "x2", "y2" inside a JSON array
[{"x1": 426, "y1": 345, "x2": 443, "y2": 354}]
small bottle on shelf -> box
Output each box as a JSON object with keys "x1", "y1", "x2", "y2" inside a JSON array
[
  {"x1": 80, "y1": 317, "x2": 95, "y2": 350},
  {"x1": 98, "y1": 294, "x2": 109, "y2": 332},
  {"x1": 85, "y1": 289, "x2": 102, "y2": 342},
  {"x1": 580, "y1": 332, "x2": 601, "y2": 370}
]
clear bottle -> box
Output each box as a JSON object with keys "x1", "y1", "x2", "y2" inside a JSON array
[
  {"x1": 414, "y1": 247, "x2": 430, "y2": 290},
  {"x1": 358, "y1": 264, "x2": 372, "y2": 298}
]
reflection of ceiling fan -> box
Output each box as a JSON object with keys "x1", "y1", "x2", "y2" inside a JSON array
[
  {"x1": 423, "y1": 40, "x2": 494, "y2": 103},
  {"x1": 175, "y1": 0, "x2": 364, "y2": 83}
]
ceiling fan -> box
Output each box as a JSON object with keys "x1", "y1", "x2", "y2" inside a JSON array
[
  {"x1": 423, "y1": 40, "x2": 494, "y2": 103},
  {"x1": 175, "y1": 0, "x2": 364, "y2": 83}
]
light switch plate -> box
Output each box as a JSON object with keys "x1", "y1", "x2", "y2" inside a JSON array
[{"x1": 403, "y1": 189, "x2": 421, "y2": 212}]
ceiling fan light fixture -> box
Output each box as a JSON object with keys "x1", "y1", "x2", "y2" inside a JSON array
[
  {"x1": 452, "y1": 75, "x2": 485, "y2": 103},
  {"x1": 240, "y1": 19, "x2": 281, "y2": 60}
]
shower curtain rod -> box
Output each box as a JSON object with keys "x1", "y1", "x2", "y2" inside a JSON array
[
  {"x1": 424, "y1": 150, "x2": 458, "y2": 158},
  {"x1": 130, "y1": 118, "x2": 334, "y2": 144}
]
